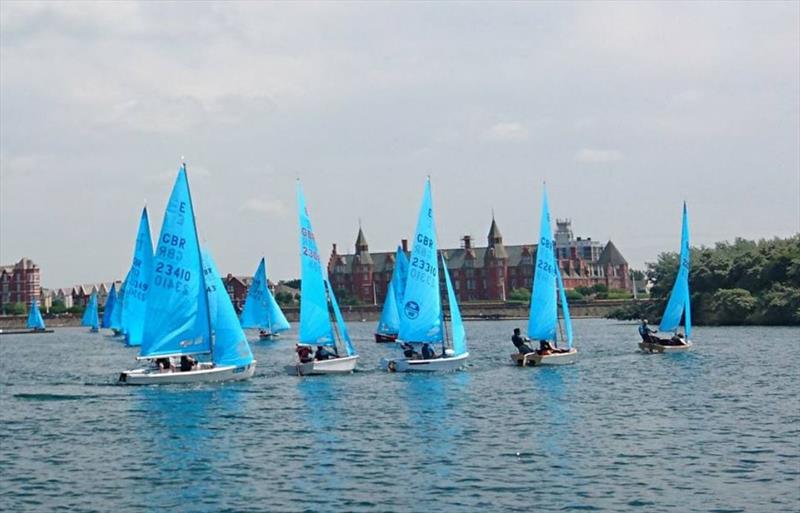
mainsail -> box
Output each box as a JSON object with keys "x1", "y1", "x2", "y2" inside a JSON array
[
  {"x1": 101, "y1": 284, "x2": 117, "y2": 329},
  {"x1": 398, "y1": 178, "x2": 442, "y2": 343},
  {"x1": 527, "y1": 188, "x2": 559, "y2": 342},
  {"x1": 27, "y1": 299, "x2": 45, "y2": 330},
  {"x1": 659, "y1": 202, "x2": 692, "y2": 339},
  {"x1": 122, "y1": 206, "x2": 154, "y2": 346},
  {"x1": 296, "y1": 181, "x2": 335, "y2": 346},
  {"x1": 81, "y1": 292, "x2": 99, "y2": 330},
  {"x1": 240, "y1": 257, "x2": 290, "y2": 333},
  {"x1": 139, "y1": 165, "x2": 211, "y2": 359}
]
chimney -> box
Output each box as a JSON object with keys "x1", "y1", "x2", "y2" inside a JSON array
[
  {"x1": 463, "y1": 235, "x2": 472, "y2": 250},
  {"x1": 401, "y1": 239, "x2": 408, "y2": 253},
  {"x1": 332, "y1": 243, "x2": 338, "y2": 255}
]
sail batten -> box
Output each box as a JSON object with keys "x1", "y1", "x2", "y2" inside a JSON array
[{"x1": 659, "y1": 203, "x2": 692, "y2": 337}]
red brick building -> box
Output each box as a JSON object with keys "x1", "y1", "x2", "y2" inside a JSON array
[
  {"x1": 327, "y1": 218, "x2": 630, "y2": 304},
  {"x1": 0, "y1": 257, "x2": 41, "y2": 310}
]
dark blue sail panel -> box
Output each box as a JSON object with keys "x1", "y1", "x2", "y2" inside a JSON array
[
  {"x1": 399, "y1": 179, "x2": 442, "y2": 343},
  {"x1": 202, "y1": 249, "x2": 254, "y2": 367},
  {"x1": 81, "y1": 292, "x2": 99, "y2": 330},
  {"x1": 326, "y1": 279, "x2": 356, "y2": 357},
  {"x1": 27, "y1": 299, "x2": 45, "y2": 330},
  {"x1": 140, "y1": 166, "x2": 211, "y2": 359},
  {"x1": 660, "y1": 203, "x2": 692, "y2": 338},
  {"x1": 528, "y1": 188, "x2": 558, "y2": 341},
  {"x1": 122, "y1": 207, "x2": 154, "y2": 347},
  {"x1": 442, "y1": 255, "x2": 467, "y2": 356},
  {"x1": 102, "y1": 284, "x2": 116, "y2": 329},
  {"x1": 296, "y1": 182, "x2": 335, "y2": 346}
]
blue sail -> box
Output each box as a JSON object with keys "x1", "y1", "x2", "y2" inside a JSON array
[
  {"x1": 81, "y1": 291, "x2": 99, "y2": 329},
  {"x1": 556, "y1": 264, "x2": 574, "y2": 349},
  {"x1": 240, "y1": 258, "x2": 291, "y2": 333},
  {"x1": 110, "y1": 279, "x2": 124, "y2": 331},
  {"x1": 376, "y1": 280, "x2": 401, "y2": 335},
  {"x1": 122, "y1": 206, "x2": 154, "y2": 347},
  {"x1": 528, "y1": 188, "x2": 558, "y2": 341},
  {"x1": 326, "y1": 279, "x2": 356, "y2": 357},
  {"x1": 297, "y1": 181, "x2": 335, "y2": 346},
  {"x1": 442, "y1": 254, "x2": 467, "y2": 356},
  {"x1": 27, "y1": 299, "x2": 45, "y2": 330},
  {"x1": 659, "y1": 202, "x2": 692, "y2": 338},
  {"x1": 399, "y1": 178, "x2": 442, "y2": 343},
  {"x1": 264, "y1": 260, "x2": 291, "y2": 333},
  {"x1": 202, "y1": 249, "x2": 255, "y2": 367},
  {"x1": 394, "y1": 246, "x2": 409, "y2": 311},
  {"x1": 140, "y1": 165, "x2": 211, "y2": 359},
  {"x1": 102, "y1": 284, "x2": 117, "y2": 329}
]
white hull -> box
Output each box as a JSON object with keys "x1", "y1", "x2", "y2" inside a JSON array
[
  {"x1": 380, "y1": 352, "x2": 469, "y2": 373},
  {"x1": 119, "y1": 361, "x2": 256, "y2": 385},
  {"x1": 638, "y1": 340, "x2": 693, "y2": 353},
  {"x1": 285, "y1": 355, "x2": 359, "y2": 376},
  {"x1": 511, "y1": 348, "x2": 578, "y2": 367}
]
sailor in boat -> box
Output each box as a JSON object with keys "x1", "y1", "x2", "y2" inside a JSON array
[
  {"x1": 421, "y1": 343, "x2": 437, "y2": 360},
  {"x1": 259, "y1": 329, "x2": 271, "y2": 338},
  {"x1": 511, "y1": 328, "x2": 535, "y2": 355},
  {"x1": 664, "y1": 332, "x2": 688, "y2": 346},
  {"x1": 155, "y1": 357, "x2": 172, "y2": 372},
  {"x1": 315, "y1": 345, "x2": 336, "y2": 361},
  {"x1": 638, "y1": 319, "x2": 659, "y2": 343},
  {"x1": 400, "y1": 342, "x2": 420, "y2": 359},
  {"x1": 179, "y1": 355, "x2": 197, "y2": 372},
  {"x1": 296, "y1": 344, "x2": 314, "y2": 363}
]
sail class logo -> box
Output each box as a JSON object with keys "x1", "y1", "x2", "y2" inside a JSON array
[{"x1": 404, "y1": 301, "x2": 420, "y2": 319}]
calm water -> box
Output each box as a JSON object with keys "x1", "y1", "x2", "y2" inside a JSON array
[{"x1": 0, "y1": 319, "x2": 798, "y2": 513}]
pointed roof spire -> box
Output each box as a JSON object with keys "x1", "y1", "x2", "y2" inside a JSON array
[{"x1": 486, "y1": 216, "x2": 508, "y2": 259}]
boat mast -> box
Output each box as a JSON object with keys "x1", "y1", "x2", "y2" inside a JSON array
[{"x1": 183, "y1": 160, "x2": 215, "y2": 358}]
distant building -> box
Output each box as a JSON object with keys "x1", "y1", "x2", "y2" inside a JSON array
[
  {"x1": 223, "y1": 274, "x2": 288, "y2": 313},
  {"x1": 0, "y1": 257, "x2": 41, "y2": 310},
  {"x1": 327, "y1": 218, "x2": 630, "y2": 304}
]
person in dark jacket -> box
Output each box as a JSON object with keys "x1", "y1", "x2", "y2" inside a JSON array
[
  {"x1": 401, "y1": 342, "x2": 419, "y2": 359},
  {"x1": 421, "y1": 343, "x2": 436, "y2": 359},
  {"x1": 180, "y1": 355, "x2": 196, "y2": 372},
  {"x1": 315, "y1": 345, "x2": 336, "y2": 360},
  {"x1": 638, "y1": 319, "x2": 658, "y2": 343},
  {"x1": 512, "y1": 328, "x2": 535, "y2": 354}
]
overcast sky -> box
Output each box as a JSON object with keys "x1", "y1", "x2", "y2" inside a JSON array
[{"x1": 1, "y1": 1, "x2": 798, "y2": 288}]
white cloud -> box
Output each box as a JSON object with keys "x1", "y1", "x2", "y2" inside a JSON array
[
  {"x1": 238, "y1": 198, "x2": 286, "y2": 216},
  {"x1": 574, "y1": 148, "x2": 624, "y2": 164},
  {"x1": 483, "y1": 122, "x2": 529, "y2": 142}
]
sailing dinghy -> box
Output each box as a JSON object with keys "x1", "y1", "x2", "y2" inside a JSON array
[
  {"x1": 380, "y1": 178, "x2": 469, "y2": 372},
  {"x1": 0, "y1": 299, "x2": 53, "y2": 335},
  {"x1": 639, "y1": 203, "x2": 693, "y2": 353},
  {"x1": 240, "y1": 257, "x2": 290, "y2": 340},
  {"x1": 374, "y1": 247, "x2": 409, "y2": 342},
  {"x1": 511, "y1": 188, "x2": 577, "y2": 367},
  {"x1": 82, "y1": 291, "x2": 100, "y2": 333},
  {"x1": 119, "y1": 164, "x2": 256, "y2": 385},
  {"x1": 120, "y1": 206, "x2": 154, "y2": 346},
  {"x1": 288, "y1": 181, "x2": 359, "y2": 376}
]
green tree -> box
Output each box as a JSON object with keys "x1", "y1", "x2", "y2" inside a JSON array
[
  {"x1": 507, "y1": 287, "x2": 530, "y2": 302},
  {"x1": 51, "y1": 300, "x2": 67, "y2": 314},
  {"x1": 710, "y1": 288, "x2": 757, "y2": 324}
]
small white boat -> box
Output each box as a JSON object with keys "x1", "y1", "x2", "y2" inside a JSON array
[
  {"x1": 639, "y1": 203, "x2": 695, "y2": 354},
  {"x1": 120, "y1": 361, "x2": 256, "y2": 385},
  {"x1": 511, "y1": 348, "x2": 578, "y2": 367},
  {"x1": 119, "y1": 164, "x2": 256, "y2": 386},
  {"x1": 381, "y1": 352, "x2": 468, "y2": 373},
  {"x1": 286, "y1": 354, "x2": 359, "y2": 376},
  {"x1": 511, "y1": 187, "x2": 578, "y2": 368},
  {"x1": 638, "y1": 340, "x2": 693, "y2": 353},
  {"x1": 289, "y1": 182, "x2": 360, "y2": 376}
]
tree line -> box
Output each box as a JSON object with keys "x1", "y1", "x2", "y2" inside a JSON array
[{"x1": 609, "y1": 235, "x2": 800, "y2": 325}]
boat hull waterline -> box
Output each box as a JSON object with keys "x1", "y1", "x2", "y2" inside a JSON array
[
  {"x1": 638, "y1": 340, "x2": 693, "y2": 353},
  {"x1": 119, "y1": 361, "x2": 256, "y2": 385},
  {"x1": 374, "y1": 333, "x2": 398, "y2": 343},
  {"x1": 286, "y1": 355, "x2": 359, "y2": 376},
  {"x1": 511, "y1": 348, "x2": 578, "y2": 367},
  {"x1": 0, "y1": 328, "x2": 54, "y2": 335},
  {"x1": 380, "y1": 352, "x2": 469, "y2": 373}
]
